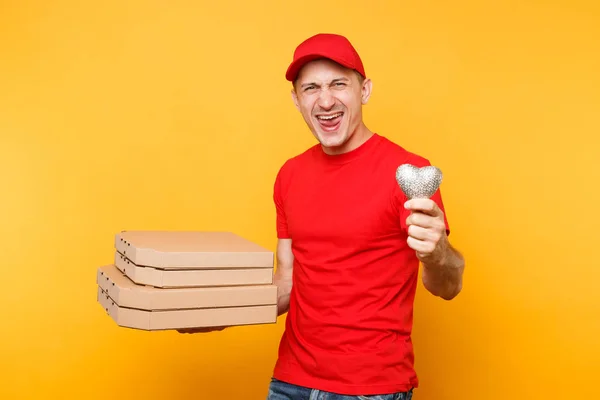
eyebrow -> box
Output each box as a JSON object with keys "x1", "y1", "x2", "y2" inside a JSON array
[{"x1": 300, "y1": 77, "x2": 350, "y2": 88}]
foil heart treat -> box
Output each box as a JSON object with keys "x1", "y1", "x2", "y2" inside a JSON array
[{"x1": 395, "y1": 164, "x2": 443, "y2": 199}]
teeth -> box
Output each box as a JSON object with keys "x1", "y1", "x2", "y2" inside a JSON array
[{"x1": 317, "y1": 113, "x2": 342, "y2": 120}]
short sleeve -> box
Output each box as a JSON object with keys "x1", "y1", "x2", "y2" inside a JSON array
[
  {"x1": 396, "y1": 157, "x2": 451, "y2": 236},
  {"x1": 273, "y1": 163, "x2": 291, "y2": 239}
]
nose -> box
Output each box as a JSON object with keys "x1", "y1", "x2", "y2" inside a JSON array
[{"x1": 317, "y1": 88, "x2": 335, "y2": 110}]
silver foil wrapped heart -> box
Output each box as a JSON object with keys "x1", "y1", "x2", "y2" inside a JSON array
[{"x1": 395, "y1": 164, "x2": 443, "y2": 199}]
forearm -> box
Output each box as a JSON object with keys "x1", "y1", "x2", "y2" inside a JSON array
[
  {"x1": 421, "y1": 243, "x2": 464, "y2": 300},
  {"x1": 273, "y1": 238, "x2": 294, "y2": 316},
  {"x1": 273, "y1": 269, "x2": 293, "y2": 316}
]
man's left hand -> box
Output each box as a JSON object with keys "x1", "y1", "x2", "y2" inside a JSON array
[{"x1": 404, "y1": 198, "x2": 448, "y2": 265}]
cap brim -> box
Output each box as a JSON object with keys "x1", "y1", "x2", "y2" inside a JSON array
[
  {"x1": 286, "y1": 51, "x2": 358, "y2": 82},
  {"x1": 285, "y1": 54, "x2": 326, "y2": 81}
]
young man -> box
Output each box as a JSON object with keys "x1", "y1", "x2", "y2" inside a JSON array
[{"x1": 266, "y1": 33, "x2": 465, "y2": 400}]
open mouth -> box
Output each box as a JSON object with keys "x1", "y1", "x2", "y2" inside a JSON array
[{"x1": 316, "y1": 112, "x2": 344, "y2": 132}]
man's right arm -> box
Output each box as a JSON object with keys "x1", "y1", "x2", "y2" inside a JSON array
[
  {"x1": 273, "y1": 238, "x2": 294, "y2": 316},
  {"x1": 177, "y1": 238, "x2": 294, "y2": 334}
]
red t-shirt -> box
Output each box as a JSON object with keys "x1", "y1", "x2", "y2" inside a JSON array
[{"x1": 271, "y1": 133, "x2": 450, "y2": 395}]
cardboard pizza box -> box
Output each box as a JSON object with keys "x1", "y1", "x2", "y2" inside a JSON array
[
  {"x1": 114, "y1": 230, "x2": 274, "y2": 269},
  {"x1": 97, "y1": 230, "x2": 278, "y2": 330},
  {"x1": 97, "y1": 264, "x2": 277, "y2": 310},
  {"x1": 97, "y1": 286, "x2": 278, "y2": 331},
  {"x1": 114, "y1": 252, "x2": 274, "y2": 288}
]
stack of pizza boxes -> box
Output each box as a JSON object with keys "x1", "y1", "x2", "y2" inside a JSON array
[{"x1": 96, "y1": 231, "x2": 278, "y2": 331}]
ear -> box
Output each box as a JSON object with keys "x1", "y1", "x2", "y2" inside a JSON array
[
  {"x1": 291, "y1": 88, "x2": 300, "y2": 111},
  {"x1": 361, "y1": 78, "x2": 373, "y2": 105}
]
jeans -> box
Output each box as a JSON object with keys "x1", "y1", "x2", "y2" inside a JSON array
[{"x1": 266, "y1": 377, "x2": 413, "y2": 400}]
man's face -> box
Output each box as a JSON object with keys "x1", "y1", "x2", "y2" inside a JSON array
[{"x1": 292, "y1": 59, "x2": 372, "y2": 154}]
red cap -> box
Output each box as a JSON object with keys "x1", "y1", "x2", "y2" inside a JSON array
[{"x1": 285, "y1": 33, "x2": 366, "y2": 82}]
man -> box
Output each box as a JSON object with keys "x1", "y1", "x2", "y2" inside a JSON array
[
  {"x1": 180, "y1": 33, "x2": 465, "y2": 400},
  {"x1": 266, "y1": 33, "x2": 465, "y2": 400}
]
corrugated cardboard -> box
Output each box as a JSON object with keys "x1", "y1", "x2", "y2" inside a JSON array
[
  {"x1": 97, "y1": 286, "x2": 277, "y2": 331},
  {"x1": 97, "y1": 264, "x2": 277, "y2": 310},
  {"x1": 114, "y1": 230, "x2": 274, "y2": 269},
  {"x1": 114, "y1": 252, "x2": 274, "y2": 288},
  {"x1": 97, "y1": 230, "x2": 279, "y2": 331}
]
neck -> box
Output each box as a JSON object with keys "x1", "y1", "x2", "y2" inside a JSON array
[{"x1": 322, "y1": 122, "x2": 373, "y2": 155}]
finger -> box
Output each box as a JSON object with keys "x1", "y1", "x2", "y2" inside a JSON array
[
  {"x1": 404, "y1": 198, "x2": 442, "y2": 216},
  {"x1": 407, "y1": 236, "x2": 436, "y2": 254},
  {"x1": 178, "y1": 326, "x2": 227, "y2": 333},
  {"x1": 177, "y1": 328, "x2": 206, "y2": 333},
  {"x1": 406, "y1": 212, "x2": 442, "y2": 230},
  {"x1": 407, "y1": 224, "x2": 430, "y2": 241},
  {"x1": 408, "y1": 224, "x2": 444, "y2": 244}
]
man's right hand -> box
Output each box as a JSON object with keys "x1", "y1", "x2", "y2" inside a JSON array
[{"x1": 176, "y1": 326, "x2": 228, "y2": 334}]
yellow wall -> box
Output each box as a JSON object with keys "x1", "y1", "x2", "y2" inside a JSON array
[{"x1": 1, "y1": 1, "x2": 598, "y2": 399}]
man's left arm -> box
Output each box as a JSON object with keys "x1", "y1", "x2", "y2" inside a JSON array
[{"x1": 404, "y1": 198, "x2": 465, "y2": 300}]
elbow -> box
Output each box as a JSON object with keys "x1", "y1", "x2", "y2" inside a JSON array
[
  {"x1": 440, "y1": 282, "x2": 462, "y2": 301},
  {"x1": 425, "y1": 279, "x2": 463, "y2": 301},
  {"x1": 440, "y1": 258, "x2": 465, "y2": 301},
  {"x1": 422, "y1": 249, "x2": 465, "y2": 301},
  {"x1": 442, "y1": 273, "x2": 464, "y2": 300}
]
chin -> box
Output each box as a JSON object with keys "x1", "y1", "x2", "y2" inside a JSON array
[
  {"x1": 318, "y1": 133, "x2": 347, "y2": 148},
  {"x1": 312, "y1": 120, "x2": 349, "y2": 148}
]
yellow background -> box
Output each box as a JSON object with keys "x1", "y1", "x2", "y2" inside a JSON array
[{"x1": 1, "y1": 0, "x2": 598, "y2": 399}]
